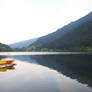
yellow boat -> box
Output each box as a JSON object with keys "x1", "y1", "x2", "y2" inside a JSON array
[
  {"x1": 0, "y1": 63, "x2": 16, "y2": 68},
  {"x1": 0, "y1": 66, "x2": 15, "y2": 72},
  {"x1": 0, "y1": 60, "x2": 14, "y2": 65},
  {"x1": 0, "y1": 68, "x2": 7, "y2": 72}
]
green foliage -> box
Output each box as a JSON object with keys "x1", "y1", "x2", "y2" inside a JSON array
[
  {"x1": 69, "y1": 47, "x2": 92, "y2": 51},
  {"x1": 0, "y1": 43, "x2": 12, "y2": 52},
  {"x1": 30, "y1": 19, "x2": 92, "y2": 51}
]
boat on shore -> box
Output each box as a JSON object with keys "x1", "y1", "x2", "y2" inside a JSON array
[{"x1": 0, "y1": 60, "x2": 14, "y2": 65}]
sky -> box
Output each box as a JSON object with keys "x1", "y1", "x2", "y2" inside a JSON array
[{"x1": 0, "y1": 0, "x2": 92, "y2": 44}]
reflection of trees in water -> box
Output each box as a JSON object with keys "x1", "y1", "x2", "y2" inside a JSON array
[
  {"x1": 30, "y1": 55, "x2": 92, "y2": 89},
  {"x1": 10, "y1": 55, "x2": 92, "y2": 89}
]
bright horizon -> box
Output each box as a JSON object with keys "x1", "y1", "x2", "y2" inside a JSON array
[{"x1": 0, "y1": 0, "x2": 92, "y2": 45}]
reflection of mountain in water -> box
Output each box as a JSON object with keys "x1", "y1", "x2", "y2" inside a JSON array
[
  {"x1": 12, "y1": 55, "x2": 37, "y2": 64},
  {"x1": 30, "y1": 55, "x2": 92, "y2": 89},
  {"x1": 10, "y1": 55, "x2": 92, "y2": 89}
]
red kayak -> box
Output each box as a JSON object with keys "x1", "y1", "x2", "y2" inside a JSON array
[{"x1": 0, "y1": 60, "x2": 14, "y2": 65}]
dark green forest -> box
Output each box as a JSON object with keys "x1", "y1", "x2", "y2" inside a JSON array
[
  {"x1": 39, "y1": 20, "x2": 92, "y2": 51},
  {"x1": 25, "y1": 12, "x2": 92, "y2": 51},
  {"x1": 0, "y1": 43, "x2": 12, "y2": 52}
]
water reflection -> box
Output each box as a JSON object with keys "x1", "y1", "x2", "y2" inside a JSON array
[
  {"x1": 0, "y1": 66, "x2": 15, "y2": 72},
  {"x1": 29, "y1": 55, "x2": 92, "y2": 89},
  {"x1": 0, "y1": 58, "x2": 16, "y2": 72},
  {"x1": 11, "y1": 55, "x2": 92, "y2": 89},
  {"x1": 0, "y1": 55, "x2": 92, "y2": 92}
]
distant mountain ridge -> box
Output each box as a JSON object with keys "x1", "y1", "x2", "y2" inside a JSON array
[
  {"x1": 31, "y1": 12, "x2": 92, "y2": 47},
  {"x1": 10, "y1": 38, "x2": 38, "y2": 48},
  {"x1": 10, "y1": 12, "x2": 92, "y2": 51},
  {"x1": 28, "y1": 12, "x2": 92, "y2": 51}
]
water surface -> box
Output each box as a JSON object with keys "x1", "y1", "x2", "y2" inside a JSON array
[{"x1": 0, "y1": 53, "x2": 92, "y2": 92}]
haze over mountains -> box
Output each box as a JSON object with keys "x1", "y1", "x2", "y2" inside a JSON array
[
  {"x1": 10, "y1": 38, "x2": 38, "y2": 49},
  {"x1": 10, "y1": 11, "x2": 92, "y2": 51}
]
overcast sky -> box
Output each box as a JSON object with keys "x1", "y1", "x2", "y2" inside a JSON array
[{"x1": 0, "y1": 0, "x2": 92, "y2": 44}]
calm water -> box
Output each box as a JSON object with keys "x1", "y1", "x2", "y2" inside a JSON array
[{"x1": 0, "y1": 53, "x2": 92, "y2": 92}]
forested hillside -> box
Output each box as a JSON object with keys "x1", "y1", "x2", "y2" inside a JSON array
[
  {"x1": 39, "y1": 19, "x2": 92, "y2": 50},
  {"x1": 0, "y1": 43, "x2": 12, "y2": 52},
  {"x1": 27, "y1": 12, "x2": 92, "y2": 51},
  {"x1": 15, "y1": 12, "x2": 92, "y2": 51}
]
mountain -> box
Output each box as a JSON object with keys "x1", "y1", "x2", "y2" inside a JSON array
[
  {"x1": 0, "y1": 43, "x2": 12, "y2": 52},
  {"x1": 31, "y1": 12, "x2": 92, "y2": 45},
  {"x1": 28, "y1": 12, "x2": 92, "y2": 51},
  {"x1": 10, "y1": 38, "x2": 38, "y2": 49}
]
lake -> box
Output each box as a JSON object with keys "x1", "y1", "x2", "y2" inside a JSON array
[{"x1": 0, "y1": 52, "x2": 92, "y2": 92}]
